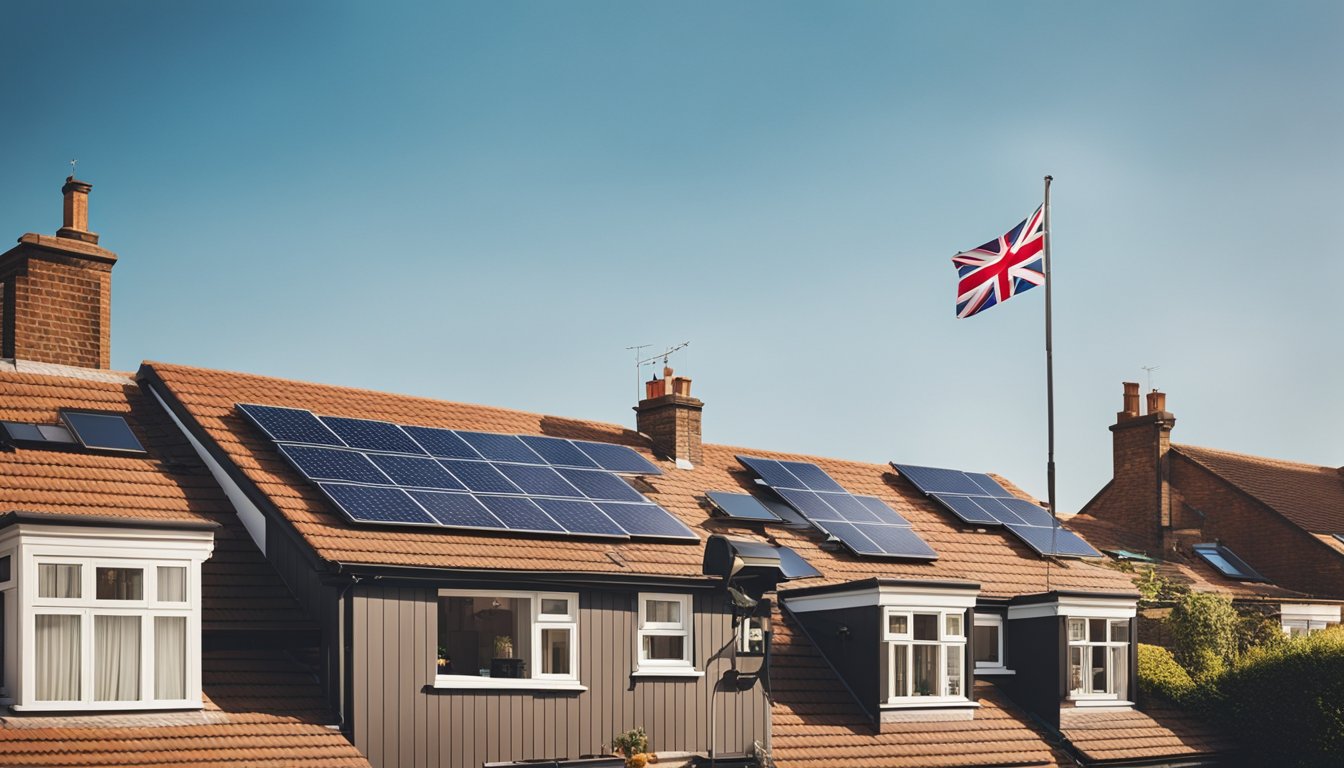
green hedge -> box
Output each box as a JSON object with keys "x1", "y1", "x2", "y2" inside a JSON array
[{"x1": 1136, "y1": 643, "x2": 1194, "y2": 703}]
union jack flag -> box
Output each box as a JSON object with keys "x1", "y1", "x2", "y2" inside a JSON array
[{"x1": 952, "y1": 205, "x2": 1045, "y2": 318}]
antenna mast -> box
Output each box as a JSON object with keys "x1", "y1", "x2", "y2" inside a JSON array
[
  {"x1": 635, "y1": 342, "x2": 691, "y2": 387},
  {"x1": 1142, "y1": 365, "x2": 1160, "y2": 391}
]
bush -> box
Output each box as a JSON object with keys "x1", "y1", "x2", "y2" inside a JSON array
[
  {"x1": 1136, "y1": 643, "x2": 1195, "y2": 703},
  {"x1": 1212, "y1": 627, "x2": 1344, "y2": 767},
  {"x1": 1169, "y1": 592, "x2": 1239, "y2": 675}
]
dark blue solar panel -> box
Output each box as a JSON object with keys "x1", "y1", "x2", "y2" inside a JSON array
[
  {"x1": 1004, "y1": 523, "x2": 1101, "y2": 558},
  {"x1": 760, "y1": 497, "x2": 812, "y2": 527},
  {"x1": 773, "y1": 488, "x2": 843, "y2": 521},
  {"x1": 278, "y1": 445, "x2": 390, "y2": 484},
  {"x1": 319, "y1": 417, "x2": 425, "y2": 455},
  {"x1": 367, "y1": 454, "x2": 466, "y2": 490},
  {"x1": 319, "y1": 483, "x2": 437, "y2": 525},
  {"x1": 931, "y1": 494, "x2": 1003, "y2": 525},
  {"x1": 850, "y1": 523, "x2": 939, "y2": 559},
  {"x1": 407, "y1": 491, "x2": 506, "y2": 529},
  {"x1": 477, "y1": 496, "x2": 566, "y2": 533},
  {"x1": 456, "y1": 432, "x2": 545, "y2": 464},
  {"x1": 967, "y1": 473, "x2": 1015, "y2": 499},
  {"x1": 778, "y1": 461, "x2": 847, "y2": 493},
  {"x1": 533, "y1": 499, "x2": 627, "y2": 538},
  {"x1": 853, "y1": 495, "x2": 914, "y2": 527},
  {"x1": 402, "y1": 426, "x2": 482, "y2": 459},
  {"x1": 736, "y1": 456, "x2": 807, "y2": 489},
  {"x1": 60, "y1": 412, "x2": 145, "y2": 452},
  {"x1": 237, "y1": 404, "x2": 345, "y2": 447},
  {"x1": 438, "y1": 460, "x2": 523, "y2": 494},
  {"x1": 557, "y1": 468, "x2": 646, "y2": 502},
  {"x1": 705, "y1": 491, "x2": 783, "y2": 522},
  {"x1": 998, "y1": 498, "x2": 1055, "y2": 527},
  {"x1": 518, "y1": 435, "x2": 600, "y2": 469},
  {"x1": 776, "y1": 545, "x2": 822, "y2": 579},
  {"x1": 597, "y1": 502, "x2": 699, "y2": 540},
  {"x1": 815, "y1": 492, "x2": 884, "y2": 523},
  {"x1": 494, "y1": 463, "x2": 585, "y2": 498},
  {"x1": 574, "y1": 441, "x2": 663, "y2": 475},
  {"x1": 891, "y1": 463, "x2": 987, "y2": 496}
]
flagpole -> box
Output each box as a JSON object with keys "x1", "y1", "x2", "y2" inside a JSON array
[{"x1": 1044, "y1": 175, "x2": 1057, "y2": 585}]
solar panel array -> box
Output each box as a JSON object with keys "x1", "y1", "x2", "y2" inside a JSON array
[
  {"x1": 891, "y1": 462, "x2": 1101, "y2": 558},
  {"x1": 237, "y1": 404, "x2": 696, "y2": 542},
  {"x1": 736, "y1": 456, "x2": 937, "y2": 560}
]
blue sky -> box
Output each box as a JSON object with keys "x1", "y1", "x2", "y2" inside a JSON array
[{"x1": 3, "y1": 1, "x2": 1341, "y2": 515}]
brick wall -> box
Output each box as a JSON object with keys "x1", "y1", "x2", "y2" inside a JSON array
[
  {"x1": 1080, "y1": 413, "x2": 1174, "y2": 553},
  {"x1": 0, "y1": 249, "x2": 112, "y2": 368},
  {"x1": 635, "y1": 393, "x2": 703, "y2": 466}
]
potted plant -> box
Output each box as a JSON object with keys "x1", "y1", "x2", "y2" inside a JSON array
[
  {"x1": 611, "y1": 728, "x2": 656, "y2": 768},
  {"x1": 490, "y1": 635, "x2": 525, "y2": 678}
]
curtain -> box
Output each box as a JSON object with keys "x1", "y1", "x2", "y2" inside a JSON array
[
  {"x1": 155, "y1": 616, "x2": 186, "y2": 699},
  {"x1": 95, "y1": 615, "x2": 140, "y2": 701},
  {"x1": 38, "y1": 564, "x2": 80, "y2": 598},
  {"x1": 157, "y1": 568, "x2": 186, "y2": 603},
  {"x1": 35, "y1": 614, "x2": 80, "y2": 700}
]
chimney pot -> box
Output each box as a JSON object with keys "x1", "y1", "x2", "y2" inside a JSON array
[
  {"x1": 1118, "y1": 381, "x2": 1141, "y2": 422},
  {"x1": 1146, "y1": 390, "x2": 1166, "y2": 415},
  {"x1": 58, "y1": 176, "x2": 99, "y2": 244}
]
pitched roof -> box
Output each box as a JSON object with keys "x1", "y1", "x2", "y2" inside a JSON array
[
  {"x1": 143, "y1": 361, "x2": 1136, "y2": 599},
  {"x1": 769, "y1": 608, "x2": 1066, "y2": 768},
  {"x1": 1173, "y1": 444, "x2": 1344, "y2": 535},
  {"x1": 1059, "y1": 705, "x2": 1224, "y2": 764},
  {"x1": 0, "y1": 367, "x2": 310, "y2": 632},
  {"x1": 0, "y1": 649, "x2": 370, "y2": 767}
]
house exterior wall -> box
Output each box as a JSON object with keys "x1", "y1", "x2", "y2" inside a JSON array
[
  {"x1": 1005, "y1": 615, "x2": 1062, "y2": 730},
  {"x1": 790, "y1": 604, "x2": 880, "y2": 721},
  {"x1": 350, "y1": 583, "x2": 766, "y2": 768}
]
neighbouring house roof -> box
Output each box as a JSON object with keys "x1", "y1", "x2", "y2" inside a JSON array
[
  {"x1": 1058, "y1": 706, "x2": 1225, "y2": 765},
  {"x1": 1173, "y1": 444, "x2": 1344, "y2": 550},
  {"x1": 143, "y1": 361, "x2": 1137, "y2": 599}
]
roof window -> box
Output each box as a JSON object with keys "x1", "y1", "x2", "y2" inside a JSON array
[
  {"x1": 59, "y1": 410, "x2": 146, "y2": 454},
  {"x1": 1192, "y1": 543, "x2": 1267, "y2": 582},
  {"x1": 0, "y1": 421, "x2": 76, "y2": 448}
]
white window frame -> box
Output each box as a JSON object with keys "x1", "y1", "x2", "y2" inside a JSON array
[
  {"x1": 1280, "y1": 603, "x2": 1340, "y2": 637},
  {"x1": 1067, "y1": 617, "x2": 1130, "y2": 701},
  {"x1": 434, "y1": 589, "x2": 585, "y2": 691},
  {"x1": 881, "y1": 607, "x2": 969, "y2": 707},
  {"x1": 973, "y1": 613, "x2": 1012, "y2": 674},
  {"x1": 3, "y1": 523, "x2": 213, "y2": 712},
  {"x1": 634, "y1": 593, "x2": 700, "y2": 677}
]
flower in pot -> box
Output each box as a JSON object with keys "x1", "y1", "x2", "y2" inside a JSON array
[{"x1": 493, "y1": 635, "x2": 515, "y2": 659}]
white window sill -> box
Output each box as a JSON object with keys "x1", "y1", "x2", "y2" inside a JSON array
[
  {"x1": 1067, "y1": 698, "x2": 1134, "y2": 709},
  {"x1": 631, "y1": 668, "x2": 705, "y2": 678},
  {"x1": 881, "y1": 697, "x2": 980, "y2": 710},
  {"x1": 974, "y1": 666, "x2": 1015, "y2": 675},
  {"x1": 433, "y1": 676, "x2": 587, "y2": 692},
  {"x1": 12, "y1": 700, "x2": 203, "y2": 713}
]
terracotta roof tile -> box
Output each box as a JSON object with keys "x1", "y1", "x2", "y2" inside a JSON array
[
  {"x1": 1173, "y1": 444, "x2": 1344, "y2": 534},
  {"x1": 145, "y1": 361, "x2": 1137, "y2": 598},
  {"x1": 1059, "y1": 705, "x2": 1225, "y2": 762}
]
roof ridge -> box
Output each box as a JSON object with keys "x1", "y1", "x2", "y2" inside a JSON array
[{"x1": 1174, "y1": 442, "x2": 1338, "y2": 474}]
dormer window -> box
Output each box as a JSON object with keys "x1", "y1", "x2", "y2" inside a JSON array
[
  {"x1": 1068, "y1": 618, "x2": 1130, "y2": 700},
  {"x1": 882, "y1": 608, "x2": 967, "y2": 702}
]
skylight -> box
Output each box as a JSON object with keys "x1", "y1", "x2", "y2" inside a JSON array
[
  {"x1": 58, "y1": 410, "x2": 146, "y2": 454},
  {"x1": 0, "y1": 421, "x2": 76, "y2": 448},
  {"x1": 1192, "y1": 543, "x2": 1267, "y2": 582}
]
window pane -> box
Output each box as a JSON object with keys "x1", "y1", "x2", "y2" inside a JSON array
[
  {"x1": 1069, "y1": 645, "x2": 1084, "y2": 694},
  {"x1": 890, "y1": 643, "x2": 908, "y2": 697},
  {"x1": 97, "y1": 568, "x2": 144, "y2": 601},
  {"x1": 95, "y1": 615, "x2": 141, "y2": 701},
  {"x1": 540, "y1": 598, "x2": 569, "y2": 616},
  {"x1": 157, "y1": 567, "x2": 187, "y2": 603},
  {"x1": 642, "y1": 634, "x2": 686, "y2": 662},
  {"x1": 646, "y1": 599, "x2": 681, "y2": 624},
  {"x1": 888, "y1": 614, "x2": 908, "y2": 636},
  {"x1": 436, "y1": 595, "x2": 532, "y2": 678},
  {"x1": 541, "y1": 628, "x2": 571, "y2": 675},
  {"x1": 1090, "y1": 645, "x2": 1108, "y2": 694},
  {"x1": 1089, "y1": 619, "x2": 1106, "y2": 644},
  {"x1": 945, "y1": 613, "x2": 963, "y2": 638},
  {"x1": 913, "y1": 614, "x2": 938, "y2": 641},
  {"x1": 1110, "y1": 645, "x2": 1128, "y2": 700},
  {"x1": 1068, "y1": 618, "x2": 1086, "y2": 642},
  {"x1": 39, "y1": 564, "x2": 81, "y2": 598},
  {"x1": 912, "y1": 644, "x2": 938, "y2": 695},
  {"x1": 973, "y1": 624, "x2": 1000, "y2": 664},
  {"x1": 946, "y1": 645, "x2": 963, "y2": 697},
  {"x1": 36, "y1": 615, "x2": 80, "y2": 700},
  {"x1": 1110, "y1": 620, "x2": 1129, "y2": 643},
  {"x1": 155, "y1": 616, "x2": 186, "y2": 699}
]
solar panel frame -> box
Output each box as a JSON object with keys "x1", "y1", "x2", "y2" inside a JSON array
[
  {"x1": 318, "y1": 483, "x2": 438, "y2": 526},
  {"x1": 319, "y1": 416, "x2": 426, "y2": 455},
  {"x1": 237, "y1": 404, "x2": 346, "y2": 447},
  {"x1": 278, "y1": 444, "x2": 393, "y2": 485},
  {"x1": 573, "y1": 441, "x2": 663, "y2": 475},
  {"x1": 705, "y1": 491, "x2": 783, "y2": 522}
]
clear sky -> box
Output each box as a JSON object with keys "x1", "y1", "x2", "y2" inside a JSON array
[{"x1": 3, "y1": 1, "x2": 1341, "y2": 516}]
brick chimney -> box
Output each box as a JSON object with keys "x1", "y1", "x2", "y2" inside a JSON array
[
  {"x1": 1099, "y1": 382, "x2": 1176, "y2": 550},
  {"x1": 634, "y1": 366, "x2": 703, "y2": 467},
  {"x1": 0, "y1": 176, "x2": 117, "y2": 368}
]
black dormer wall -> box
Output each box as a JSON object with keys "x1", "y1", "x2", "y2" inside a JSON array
[
  {"x1": 1005, "y1": 615, "x2": 1063, "y2": 730},
  {"x1": 791, "y1": 605, "x2": 881, "y2": 722}
]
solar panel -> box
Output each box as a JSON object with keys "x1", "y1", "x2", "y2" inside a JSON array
[
  {"x1": 1004, "y1": 523, "x2": 1102, "y2": 558},
  {"x1": 573, "y1": 441, "x2": 663, "y2": 475},
  {"x1": 477, "y1": 496, "x2": 566, "y2": 533},
  {"x1": 737, "y1": 455, "x2": 937, "y2": 560},
  {"x1": 367, "y1": 454, "x2": 466, "y2": 490},
  {"x1": 493, "y1": 463, "x2": 585, "y2": 498},
  {"x1": 456, "y1": 432, "x2": 546, "y2": 464},
  {"x1": 759, "y1": 497, "x2": 812, "y2": 528},
  {"x1": 533, "y1": 498, "x2": 627, "y2": 538},
  {"x1": 597, "y1": 502, "x2": 699, "y2": 540},
  {"x1": 775, "y1": 545, "x2": 822, "y2": 579},
  {"x1": 402, "y1": 426, "x2": 482, "y2": 459},
  {"x1": 558, "y1": 468, "x2": 646, "y2": 502},
  {"x1": 237, "y1": 404, "x2": 345, "y2": 446},
  {"x1": 518, "y1": 435, "x2": 601, "y2": 469},
  {"x1": 996, "y1": 498, "x2": 1056, "y2": 527},
  {"x1": 318, "y1": 483, "x2": 437, "y2": 525},
  {"x1": 319, "y1": 417, "x2": 425, "y2": 455},
  {"x1": 705, "y1": 491, "x2": 783, "y2": 522},
  {"x1": 931, "y1": 493, "x2": 1003, "y2": 526},
  {"x1": 278, "y1": 445, "x2": 391, "y2": 484},
  {"x1": 438, "y1": 459, "x2": 524, "y2": 494},
  {"x1": 892, "y1": 463, "x2": 1016, "y2": 498},
  {"x1": 407, "y1": 491, "x2": 506, "y2": 529},
  {"x1": 59, "y1": 411, "x2": 145, "y2": 453}
]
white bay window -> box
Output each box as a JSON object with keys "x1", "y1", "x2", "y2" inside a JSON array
[{"x1": 882, "y1": 608, "x2": 968, "y2": 703}]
